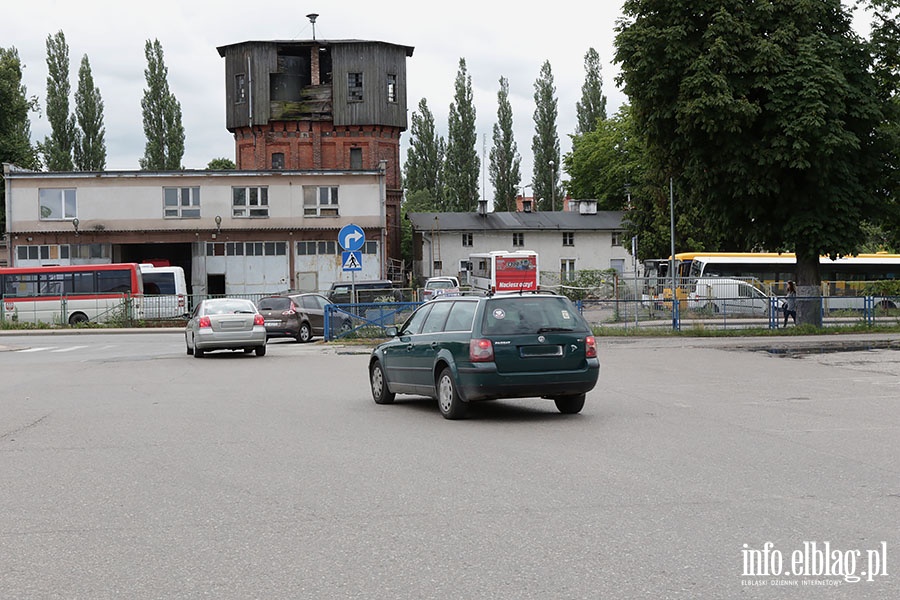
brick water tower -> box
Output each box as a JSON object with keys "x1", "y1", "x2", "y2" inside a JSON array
[{"x1": 217, "y1": 19, "x2": 413, "y2": 276}]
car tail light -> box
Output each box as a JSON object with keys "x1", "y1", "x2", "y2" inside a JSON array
[
  {"x1": 198, "y1": 316, "x2": 211, "y2": 329},
  {"x1": 469, "y1": 338, "x2": 494, "y2": 362},
  {"x1": 177, "y1": 295, "x2": 185, "y2": 308},
  {"x1": 254, "y1": 314, "x2": 265, "y2": 326},
  {"x1": 585, "y1": 335, "x2": 597, "y2": 358}
]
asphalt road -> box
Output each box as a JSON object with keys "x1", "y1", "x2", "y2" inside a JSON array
[{"x1": 1, "y1": 331, "x2": 899, "y2": 599}]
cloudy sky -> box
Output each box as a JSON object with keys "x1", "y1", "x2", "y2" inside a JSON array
[{"x1": 7, "y1": 0, "x2": 628, "y2": 191}]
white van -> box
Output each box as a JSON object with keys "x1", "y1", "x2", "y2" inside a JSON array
[
  {"x1": 140, "y1": 264, "x2": 188, "y2": 319},
  {"x1": 688, "y1": 277, "x2": 771, "y2": 316}
]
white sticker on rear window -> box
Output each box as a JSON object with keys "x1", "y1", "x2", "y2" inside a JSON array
[
  {"x1": 561, "y1": 310, "x2": 571, "y2": 319},
  {"x1": 492, "y1": 308, "x2": 506, "y2": 319}
]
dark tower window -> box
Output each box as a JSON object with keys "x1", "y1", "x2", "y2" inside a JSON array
[
  {"x1": 272, "y1": 153, "x2": 285, "y2": 170},
  {"x1": 235, "y1": 74, "x2": 246, "y2": 104},
  {"x1": 350, "y1": 148, "x2": 362, "y2": 169},
  {"x1": 348, "y1": 72, "x2": 363, "y2": 102},
  {"x1": 387, "y1": 74, "x2": 397, "y2": 103}
]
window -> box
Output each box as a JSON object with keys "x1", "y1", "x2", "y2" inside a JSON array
[
  {"x1": 561, "y1": 259, "x2": 576, "y2": 282},
  {"x1": 70, "y1": 244, "x2": 108, "y2": 259},
  {"x1": 271, "y1": 153, "x2": 285, "y2": 170},
  {"x1": 304, "y1": 186, "x2": 339, "y2": 217},
  {"x1": 297, "y1": 241, "x2": 338, "y2": 255},
  {"x1": 462, "y1": 233, "x2": 473, "y2": 247},
  {"x1": 350, "y1": 147, "x2": 362, "y2": 169},
  {"x1": 208, "y1": 242, "x2": 285, "y2": 256},
  {"x1": 387, "y1": 74, "x2": 397, "y2": 103},
  {"x1": 421, "y1": 300, "x2": 452, "y2": 334},
  {"x1": 235, "y1": 74, "x2": 246, "y2": 104},
  {"x1": 562, "y1": 232, "x2": 574, "y2": 247},
  {"x1": 232, "y1": 186, "x2": 269, "y2": 218},
  {"x1": 16, "y1": 245, "x2": 68, "y2": 262},
  {"x1": 611, "y1": 231, "x2": 623, "y2": 247},
  {"x1": 610, "y1": 259, "x2": 625, "y2": 275},
  {"x1": 348, "y1": 72, "x2": 363, "y2": 102},
  {"x1": 39, "y1": 188, "x2": 76, "y2": 220},
  {"x1": 433, "y1": 260, "x2": 443, "y2": 271},
  {"x1": 163, "y1": 187, "x2": 200, "y2": 218},
  {"x1": 512, "y1": 232, "x2": 524, "y2": 247}
]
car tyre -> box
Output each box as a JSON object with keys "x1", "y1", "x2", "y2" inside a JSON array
[
  {"x1": 186, "y1": 338, "x2": 193, "y2": 355},
  {"x1": 255, "y1": 345, "x2": 267, "y2": 357},
  {"x1": 554, "y1": 393, "x2": 585, "y2": 415},
  {"x1": 370, "y1": 360, "x2": 395, "y2": 404},
  {"x1": 194, "y1": 347, "x2": 205, "y2": 358},
  {"x1": 298, "y1": 322, "x2": 312, "y2": 343},
  {"x1": 437, "y1": 367, "x2": 467, "y2": 420}
]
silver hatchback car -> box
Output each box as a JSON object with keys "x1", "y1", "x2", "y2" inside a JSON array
[{"x1": 185, "y1": 298, "x2": 268, "y2": 358}]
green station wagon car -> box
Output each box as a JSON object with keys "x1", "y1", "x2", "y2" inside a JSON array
[{"x1": 368, "y1": 292, "x2": 600, "y2": 419}]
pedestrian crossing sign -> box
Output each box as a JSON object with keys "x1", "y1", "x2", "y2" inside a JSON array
[{"x1": 342, "y1": 251, "x2": 362, "y2": 271}]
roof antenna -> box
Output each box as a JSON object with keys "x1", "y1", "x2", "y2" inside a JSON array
[{"x1": 306, "y1": 13, "x2": 319, "y2": 40}]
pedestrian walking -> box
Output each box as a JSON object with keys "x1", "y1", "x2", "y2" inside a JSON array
[{"x1": 783, "y1": 281, "x2": 797, "y2": 327}]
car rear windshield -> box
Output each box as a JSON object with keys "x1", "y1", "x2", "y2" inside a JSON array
[
  {"x1": 257, "y1": 297, "x2": 292, "y2": 311},
  {"x1": 481, "y1": 296, "x2": 587, "y2": 335},
  {"x1": 427, "y1": 280, "x2": 457, "y2": 289}
]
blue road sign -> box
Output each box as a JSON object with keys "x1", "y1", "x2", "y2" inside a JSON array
[
  {"x1": 342, "y1": 251, "x2": 363, "y2": 272},
  {"x1": 338, "y1": 224, "x2": 366, "y2": 252}
]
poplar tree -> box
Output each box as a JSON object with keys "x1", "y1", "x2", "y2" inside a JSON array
[
  {"x1": 488, "y1": 77, "x2": 521, "y2": 212},
  {"x1": 0, "y1": 46, "x2": 40, "y2": 231},
  {"x1": 73, "y1": 54, "x2": 106, "y2": 171},
  {"x1": 42, "y1": 30, "x2": 76, "y2": 171},
  {"x1": 532, "y1": 60, "x2": 561, "y2": 212},
  {"x1": 443, "y1": 58, "x2": 479, "y2": 212},
  {"x1": 403, "y1": 98, "x2": 444, "y2": 205},
  {"x1": 575, "y1": 48, "x2": 607, "y2": 135},
  {"x1": 140, "y1": 39, "x2": 185, "y2": 170}
]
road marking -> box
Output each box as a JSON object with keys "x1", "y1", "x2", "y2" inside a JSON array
[
  {"x1": 17, "y1": 347, "x2": 57, "y2": 353},
  {"x1": 52, "y1": 345, "x2": 89, "y2": 353}
]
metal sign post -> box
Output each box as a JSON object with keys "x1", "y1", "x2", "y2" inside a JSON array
[{"x1": 339, "y1": 224, "x2": 366, "y2": 304}]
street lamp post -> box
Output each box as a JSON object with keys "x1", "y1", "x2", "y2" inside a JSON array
[{"x1": 549, "y1": 160, "x2": 555, "y2": 211}]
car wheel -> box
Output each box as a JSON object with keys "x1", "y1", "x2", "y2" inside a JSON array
[
  {"x1": 340, "y1": 319, "x2": 353, "y2": 334},
  {"x1": 554, "y1": 393, "x2": 585, "y2": 415},
  {"x1": 194, "y1": 347, "x2": 205, "y2": 358},
  {"x1": 185, "y1": 335, "x2": 193, "y2": 355},
  {"x1": 370, "y1": 360, "x2": 395, "y2": 404},
  {"x1": 437, "y1": 367, "x2": 466, "y2": 420},
  {"x1": 298, "y1": 322, "x2": 312, "y2": 343},
  {"x1": 255, "y1": 345, "x2": 267, "y2": 357}
]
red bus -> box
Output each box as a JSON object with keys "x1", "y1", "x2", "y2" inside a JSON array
[
  {"x1": 467, "y1": 250, "x2": 540, "y2": 294},
  {"x1": 0, "y1": 263, "x2": 144, "y2": 325}
]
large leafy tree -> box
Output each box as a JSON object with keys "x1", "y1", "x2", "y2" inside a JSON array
[
  {"x1": 443, "y1": 58, "x2": 479, "y2": 212},
  {"x1": 488, "y1": 77, "x2": 521, "y2": 212},
  {"x1": 403, "y1": 98, "x2": 444, "y2": 206},
  {"x1": 140, "y1": 39, "x2": 185, "y2": 170},
  {"x1": 532, "y1": 60, "x2": 561, "y2": 212},
  {"x1": 575, "y1": 48, "x2": 607, "y2": 135},
  {"x1": 865, "y1": 0, "x2": 900, "y2": 251},
  {"x1": 42, "y1": 30, "x2": 76, "y2": 171},
  {"x1": 615, "y1": 0, "x2": 892, "y2": 325},
  {"x1": 0, "y1": 46, "x2": 40, "y2": 231},
  {"x1": 73, "y1": 54, "x2": 106, "y2": 171},
  {"x1": 565, "y1": 105, "x2": 725, "y2": 259}
]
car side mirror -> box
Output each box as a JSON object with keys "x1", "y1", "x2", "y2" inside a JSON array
[{"x1": 384, "y1": 326, "x2": 398, "y2": 337}]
